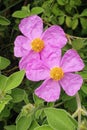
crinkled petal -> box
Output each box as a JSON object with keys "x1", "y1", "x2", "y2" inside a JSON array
[
  {"x1": 42, "y1": 25, "x2": 67, "y2": 48},
  {"x1": 26, "y1": 60, "x2": 50, "y2": 81},
  {"x1": 14, "y1": 35, "x2": 31, "y2": 57},
  {"x1": 35, "y1": 78, "x2": 60, "y2": 102},
  {"x1": 61, "y1": 49, "x2": 85, "y2": 73},
  {"x1": 19, "y1": 50, "x2": 40, "y2": 70},
  {"x1": 60, "y1": 73, "x2": 83, "y2": 96},
  {"x1": 19, "y1": 15, "x2": 43, "y2": 39},
  {"x1": 41, "y1": 46, "x2": 61, "y2": 68}
]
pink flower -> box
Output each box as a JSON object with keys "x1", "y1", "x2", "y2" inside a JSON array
[
  {"x1": 14, "y1": 15, "x2": 67, "y2": 58},
  {"x1": 19, "y1": 49, "x2": 84, "y2": 102}
]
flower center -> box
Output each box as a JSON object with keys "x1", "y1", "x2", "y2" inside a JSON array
[
  {"x1": 50, "y1": 67, "x2": 64, "y2": 81},
  {"x1": 31, "y1": 38, "x2": 44, "y2": 52}
]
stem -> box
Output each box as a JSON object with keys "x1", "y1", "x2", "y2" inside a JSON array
[
  {"x1": 76, "y1": 93, "x2": 82, "y2": 130},
  {"x1": 66, "y1": 34, "x2": 87, "y2": 40},
  {"x1": 54, "y1": 101, "x2": 64, "y2": 107},
  {"x1": 76, "y1": 93, "x2": 81, "y2": 109}
]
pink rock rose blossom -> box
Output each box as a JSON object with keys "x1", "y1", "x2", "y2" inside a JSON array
[
  {"x1": 14, "y1": 15, "x2": 67, "y2": 58},
  {"x1": 19, "y1": 49, "x2": 84, "y2": 102}
]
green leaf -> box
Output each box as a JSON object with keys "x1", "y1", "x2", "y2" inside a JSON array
[
  {"x1": 35, "y1": 109, "x2": 43, "y2": 120},
  {"x1": 42, "y1": 1, "x2": 52, "y2": 17},
  {"x1": 12, "y1": 10, "x2": 30, "y2": 18},
  {"x1": 11, "y1": 88, "x2": 27, "y2": 103},
  {"x1": 58, "y1": 16, "x2": 65, "y2": 25},
  {"x1": 69, "y1": 0, "x2": 75, "y2": 6},
  {"x1": 62, "y1": 93, "x2": 74, "y2": 102},
  {"x1": 64, "y1": 97, "x2": 77, "y2": 112},
  {"x1": 52, "y1": 4, "x2": 64, "y2": 16},
  {"x1": 81, "y1": 84, "x2": 87, "y2": 94},
  {"x1": 74, "y1": 0, "x2": 81, "y2": 5},
  {"x1": 80, "y1": 18, "x2": 87, "y2": 29},
  {"x1": 33, "y1": 94, "x2": 44, "y2": 106},
  {"x1": 66, "y1": 16, "x2": 72, "y2": 28},
  {"x1": 44, "y1": 108, "x2": 77, "y2": 130},
  {"x1": 34, "y1": 125, "x2": 53, "y2": 130},
  {"x1": 0, "y1": 75, "x2": 7, "y2": 91},
  {"x1": 0, "y1": 95, "x2": 12, "y2": 113},
  {"x1": 71, "y1": 19, "x2": 78, "y2": 30},
  {"x1": 72, "y1": 39, "x2": 84, "y2": 50},
  {"x1": 29, "y1": 121, "x2": 39, "y2": 130},
  {"x1": 21, "y1": 4, "x2": 30, "y2": 13},
  {"x1": 78, "y1": 72, "x2": 87, "y2": 80},
  {"x1": 31, "y1": 7, "x2": 44, "y2": 15},
  {"x1": 16, "y1": 115, "x2": 33, "y2": 130},
  {"x1": 0, "y1": 104, "x2": 11, "y2": 118},
  {"x1": 81, "y1": 9, "x2": 87, "y2": 17},
  {"x1": 0, "y1": 16, "x2": 10, "y2": 25},
  {"x1": 12, "y1": 4, "x2": 30, "y2": 18},
  {"x1": 57, "y1": 0, "x2": 68, "y2": 5},
  {"x1": 4, "y1": 70, "x2": 25, "y2": 92},
  {"x1": 0, "y1": 56, "x2": 10, "y2": 70},
  {"x1": 4, "y1": 125, "x2": 16, "y2": 130},
  {"x1": 65, "y1": 5, "x2": 73, "y2": 13}
]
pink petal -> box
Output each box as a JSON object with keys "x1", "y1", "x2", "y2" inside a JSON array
[
  {"x1": 42, "y1": 25, "x2": 67, "y2": 48},
  {"x1": 19, "y1": 50, "x2": 40, "y2": 70},
  {"x1": 14, "y1": 46, "x2": 27, "y2": 57},
  {"x1": 41, "y1": 46, "x2": 61, "y2": 68},
  {"x1": 60, "y1": 73, "x2": 83, "y2": 96},
  {"x1": 19, "y1": 15, "x2": 43, "y2": 39},
  {"x1": 35, "y1": 78, "x2": 60, "y2": 102},
  {"x1": 14, "y1": 35, "x2": 31, "y2": 57},
  {"x1": 61, "y1": 49, "x2": 85, "y2": 73},
  {"x1": 26, "y1": 60, "x2": 50, "y2": 81}
]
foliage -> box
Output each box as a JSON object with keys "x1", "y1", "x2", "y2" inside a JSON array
[{"x1": 0, "y1": 0, "x2": 87, "y2": 130}]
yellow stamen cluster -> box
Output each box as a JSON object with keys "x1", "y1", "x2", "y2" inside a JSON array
[
  {"x1": 31, "y1": 38, "x2": 44, "y2": 52},
  {"x1": 50, "y1": 67, "x2": 64, "y2": 81}
]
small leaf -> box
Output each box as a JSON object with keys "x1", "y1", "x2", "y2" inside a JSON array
[
  {"x1": 12, "y1": 11, "x2": 30, "y2": 18},
  {"x1": 22, "y1": 4, "x2": 30, "y2": 13},
  {"x1": 52, "y1": 4, "x2": 64, "y2": 16},
  {"x1": 72, "y1": 19, "x2": 78, "y2": 30},
  {"x1": 31, "y1": 7, "x2": 44, "y2": 15},
  {"x1": 0, "y1": 75, "x2": 7, "y2": 91},
  {"x1": 72, "y1": 39, "x2": 84, "y2": 50},
  {"x1": 0, "y1": 95, "x2": 12, "y2": 113},
  {"x1": 4, "y1": 125, "x2": 16, "y2": 130},
  {"x1": 57, "y1": 0, "x2": 68, "y2": 5},
  {"x1": 33, "y1": 94, "x2": 44, "y2": 106},
  {"x1": 58, "y1": 16, "x2": 65, "y2": 25},
  {"x1": 66, "y1": 16, "x2": 72, "y2": 28},
  {"x1": 80, "y1": 18, "x2": 87, "y2": 29},
  {"x1": 34, "y1": 125, "x2": 53, "y2": 130},
  {"x1": 11, "y1": 88, "x2": 26, "y2": 103},
  {"x1": 75, "y1": 0, "x2": 81, "y2": 5},
  {"x1": 35, "y1": 109, "x2": 43, "y2": 120},
  {"x1": 78, "y1": 72, "x2": 87, "y2": 79},
  {"x1": 0, "y1": 16, "x2": 10, "y2": 25},
  {"x1": 81, "y1": 84, "x2": 87, "y2": 95},
  {"x1": 4, "y1": 70, "x2": 25, "y2": 92},
  {"x1": 29, "y1": 121, "x2": 39, "y2": 130},
  {"x1": 0, "y1": 56, "x2": 10, "y2": 70},
  {"x1": 64, "y1": 97, "x2": 77, "y2": 112},
  {"x1": 80, "y1": 9, "x2": 87, "y2": 16}
]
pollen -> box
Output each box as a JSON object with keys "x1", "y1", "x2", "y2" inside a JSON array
[
  {"x1": 31, "y1": 38, "x2": 44, "y2": 52},
  {"x1": 50, "y1": 67, "x2": 64, "y2": 81}
]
